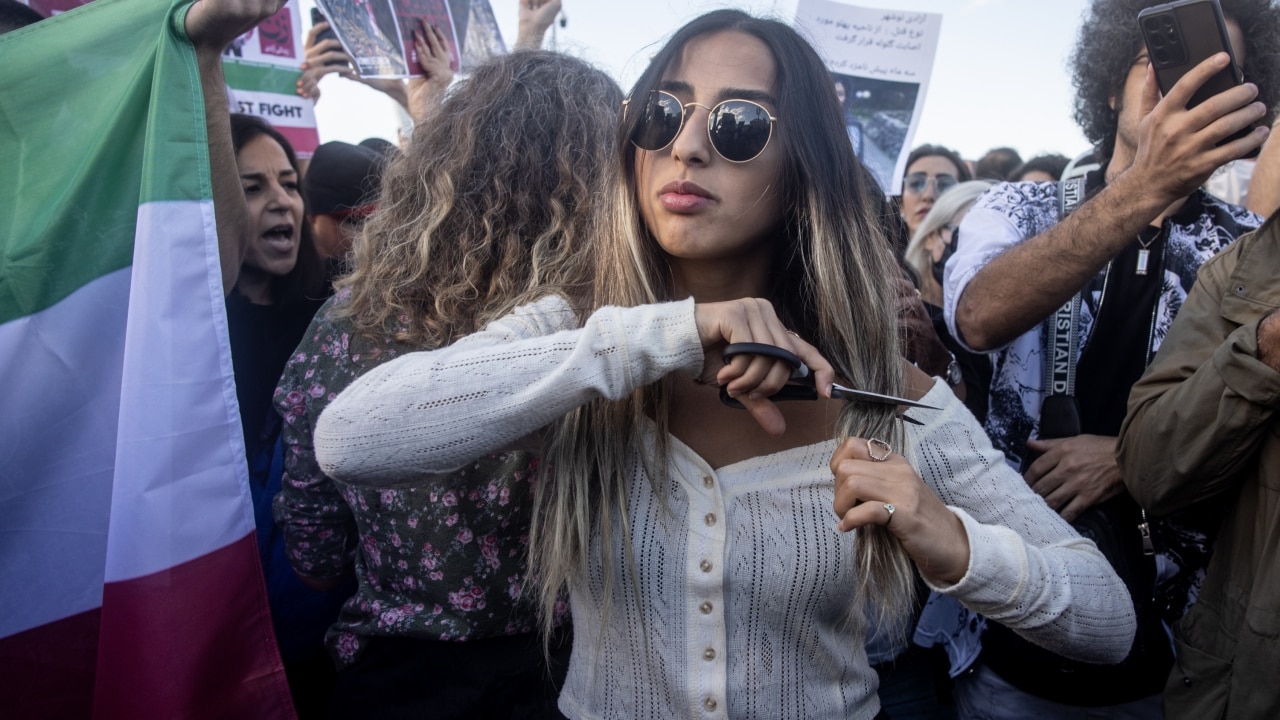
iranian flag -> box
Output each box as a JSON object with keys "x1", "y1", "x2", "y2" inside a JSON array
[{"x1": 0, "y1": 0, "x2": 295, "y2": 717}]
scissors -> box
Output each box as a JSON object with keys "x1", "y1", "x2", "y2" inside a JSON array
[{"x1": 717, "y1": 343, "x2": 937, "y2": 424}]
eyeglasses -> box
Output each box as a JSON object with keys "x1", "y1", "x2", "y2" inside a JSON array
[
  {"x1": 903, "y1": 172, "x2": 958, "y2": 196},
  {"x1": 624, "y1": 90, "x2": 778, "y2": 163}
]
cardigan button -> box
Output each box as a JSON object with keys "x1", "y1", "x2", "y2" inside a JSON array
[
  {"x1": 700, "y1": 559, "x2": 713, "y2": 572},
  {"x1": 1184, "y1": 677, "x2": 1193, "y2": 687},
  {"x1": 703, "y1": 647, "x2": 716, "y2": 660},
  {"x1": 704, "y1": 513, "x2": 717, "y2": 526},
  {"x1": 702, "y1": 475, "x2": 714, "y2": 488},
  {"x1": 700, "y1": 601, "x2": 713, "y2": 614},
  {"x1": 703, "y1": 697, "x2": 717, "y2": 711}
]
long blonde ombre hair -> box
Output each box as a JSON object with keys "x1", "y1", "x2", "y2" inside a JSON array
[
  {"x1": 530, "y1": 10, "x2": 916, "y2": 645},
  {"x1": 336, "y1": 51, "x2": 623, "y2": 345}
]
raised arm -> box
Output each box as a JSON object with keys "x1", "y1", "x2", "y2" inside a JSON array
[
  {"x1": 314, "y1": 295, "x2": 837, "y2": 485},
  {"x1": 954, "y1": 56, "x2": 1267, "y2": 351},
  {"x1": 513, "y1": 0, "x2": 561, "y2": 50},
  {"x1": 185, "y1": 0, "x2": 287, "y2": 295},
  {"x1": 1118, "y1": 227, "x2": 1280, "y2": 515}
]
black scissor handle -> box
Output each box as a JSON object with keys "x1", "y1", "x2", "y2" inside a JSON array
[{"x1": 718, "y1": 343, "x2": 816, "y2": 409}]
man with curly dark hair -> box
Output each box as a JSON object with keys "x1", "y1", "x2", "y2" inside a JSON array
[{"x1": 941, "y1": 1, "x2": 1279, "y2": 718}]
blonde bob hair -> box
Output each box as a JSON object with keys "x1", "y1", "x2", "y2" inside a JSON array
[{"x1": 903, "y1": 180, "x2": 994, "y2": 287}]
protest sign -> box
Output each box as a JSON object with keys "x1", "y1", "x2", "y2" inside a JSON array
[
  {"x1": 314, "y1": 0, "x2": 461, "y2": 78},
  {"x1": 222, "y1": 0, "x2": 320, "y2": 157},
  {"x1": 795, "y1": 0, "x2": 943, "y2": 194}
]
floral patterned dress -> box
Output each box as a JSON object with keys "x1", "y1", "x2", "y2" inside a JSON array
[{"x1": 272, "y1": 290, "x2": 560, "y2": 668}]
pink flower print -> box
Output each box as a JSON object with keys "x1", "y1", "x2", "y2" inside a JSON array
[
  {"x1": 481, "y1": 542, "x2": 500, "y2": 569},
  {"x1": 456, "y1": 528, "x2": 473, "y2": 544},
  {"x1": 469, "y1": 585, "x2": 484, "y2": 598},
  {"x1": 380, "y1": 489, "x2": 397, "y2": 507},
  {"x1": 390, "y1": 533, "x2": 402, "y2": 548},
  {"x1": 309, "y1": 384, "x2": 325, "y2": 398},
  {"x1": 468, "y1": 488, "x2": 481, "y2": 502},
  {"x1": 499, "y1": 487, "x2": 511, "y2": 506},
  {"x1": 407, "y1": 516, "x2": 418, "y2": 529},
  {"x1": 379, "y1": 607, "x2": 407, "y2": 627},
  {"x1": 429, "y1": 491, "x2": 439, "y2": 503},
  {"x1": 341, "y1": 334, "x2": 350, "y2": 351},
  {"x1": 486, "y1": 482, "x2": 500, "y2": 502},
  {"x1": 304, "y1": 368, "x2": 315, "y2": 380},
  {"x1": 449, "y1": 590, "x2": 476, "y2": 612},
  {"x1": 441, "y1": 490, "x2": 458, "y2": 507},
  {"x1": 285, "y1": 390, "x2": 305, "y2": 407},
  {"x1": 294, "y1": 352, "x2": 307, "y2": 363},
  {"x1": 445, "y1": 514, "x2": 458, "y2": 527},
  {"x1": 429, "y1": 571, "x2": 443, "y2": 581},
  {"x1": 334, "y1": 632, "x2": 360, "y2": 662}
]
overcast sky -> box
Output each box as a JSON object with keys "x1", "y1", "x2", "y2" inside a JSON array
[{"x1": 307, "y1": 0, "x2": 1097, "y2": 163}]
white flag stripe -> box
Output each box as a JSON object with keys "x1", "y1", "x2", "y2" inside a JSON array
[
  {"x1": 0, "y1": 268, "x2": 131, "y2": 638},
  {"x1": 103, "y1": 200, "x2": 253, "y2": 583}
]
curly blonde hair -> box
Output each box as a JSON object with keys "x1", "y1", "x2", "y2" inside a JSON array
[{"x1": 336, "y1": 51, "x2": 623, "y2": 345}]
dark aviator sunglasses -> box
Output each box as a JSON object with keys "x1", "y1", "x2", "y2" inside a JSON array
[{"x1": 624, "y1": 90, "x2": 778, "y2": 163}]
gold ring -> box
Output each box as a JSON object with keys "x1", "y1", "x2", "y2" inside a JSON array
[{"x1": 867, "y1": 438, "x2": 892, "y2": 462}]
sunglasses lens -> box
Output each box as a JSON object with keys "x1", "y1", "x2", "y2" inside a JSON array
[
  {"x1": 904, "y1": 173, "x2": 928, "y2": 194},
  {"x1": 631, "y1": 92, "x2": 683, "y2": 152},
  {"x1": 708, "y1": 100, "x2": 773, "y2": 162},
  {"x1": 936, "y1": 174, "x2": 958, "y2": 194}
]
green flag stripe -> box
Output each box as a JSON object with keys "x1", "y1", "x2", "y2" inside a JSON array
[
  {"x1": 223, "y1": 62, "x2": 304, "y2": 96},
  {"x1": 0, "y1": 0, "x2": 208, "y2": 324}
]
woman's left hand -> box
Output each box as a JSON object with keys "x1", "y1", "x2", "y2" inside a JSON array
[{"x1": 831, "y1": 437, "x2": 971, "y2": 585}]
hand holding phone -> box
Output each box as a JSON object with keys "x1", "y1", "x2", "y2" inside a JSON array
[
  {"x1": 1138, "y1": 0, "x2": 1258, "y2": 152},
  {"x1": 309, "y1": 7, "x2": 349, "y2": 68}
]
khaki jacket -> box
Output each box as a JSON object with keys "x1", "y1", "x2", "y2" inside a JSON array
[{"x1": 1118, "y1": 214, "x2": 1280, "y2": 719}]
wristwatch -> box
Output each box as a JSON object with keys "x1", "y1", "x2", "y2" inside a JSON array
[{"x1": 944, "y1": 354, "x2": 963, "y2": 387}]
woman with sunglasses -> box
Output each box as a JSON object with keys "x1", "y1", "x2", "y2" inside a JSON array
[
  {"x1": 898, "y1": 144, "x2": 972, "y2": 241},
  {"x1": 314, "y1": 11, "x2": 1135, "y2": 718}
]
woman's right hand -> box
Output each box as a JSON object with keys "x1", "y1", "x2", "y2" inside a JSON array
[{"x1": 693, "y1": 298, "x2": 835, "y2": 436}]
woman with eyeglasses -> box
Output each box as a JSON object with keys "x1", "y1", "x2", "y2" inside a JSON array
[
  {"x1": 897, "y1": 144, "x2": 972, "y2": 240},
  {"x1": 314, "y1": 11, "x2": 1135, "y2": 719}
]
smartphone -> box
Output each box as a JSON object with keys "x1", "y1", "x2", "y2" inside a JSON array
[
  {"x1": 310, "y1": 7, "x2": 350, "y2": 67},
  {"x1": 1137, "y1": 0, "x2": 1256, "y2": 152}
]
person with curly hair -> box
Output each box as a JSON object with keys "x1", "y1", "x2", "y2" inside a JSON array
[
  {"x1": 271, "y1": 49, "x2": 622, "y2": 718},
  {"x1": 943, "y1": 0, "x2": 1280, "y2": 717}
]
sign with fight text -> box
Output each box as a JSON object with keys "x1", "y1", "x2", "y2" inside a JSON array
[
  {"x1": 795, "y1": 0, "x2": 942, "y2": 195},
  {"x1": 222, "y1": 0, "x2": 320, "y2": 157}
]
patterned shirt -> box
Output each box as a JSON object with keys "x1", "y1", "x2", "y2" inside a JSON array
[
  {"x1": 943, "y1": 181, "x2": 1261, "y2": 622},
  {"x1": 944, "y1": 182, "x2": 1261, "y2": 468},
  {"x1": 271, "y1": 290, "x2": 557, "y2": 668}
]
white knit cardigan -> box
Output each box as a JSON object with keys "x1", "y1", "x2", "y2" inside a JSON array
[{"x1": 315, "y1": 295, "x2": 1135, "y2": 720}]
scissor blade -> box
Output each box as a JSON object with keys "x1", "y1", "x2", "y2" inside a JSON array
[{"x1": 830, "y1": 384, "x2": 939, "y2": 410}]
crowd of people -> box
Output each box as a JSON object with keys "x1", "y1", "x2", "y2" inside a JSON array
[{"x1": 7, "y1": 0, "x2": 1280, "y2": 717}]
